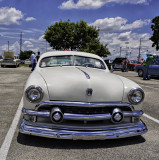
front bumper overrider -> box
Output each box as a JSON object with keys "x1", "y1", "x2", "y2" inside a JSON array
[{"x1": 19, "y1": 119, "x2": 147, "y2": 140}]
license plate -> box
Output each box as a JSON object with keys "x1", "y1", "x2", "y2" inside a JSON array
[{"x1": 73, "y1": 135, "x2": 106, "y2": 140}]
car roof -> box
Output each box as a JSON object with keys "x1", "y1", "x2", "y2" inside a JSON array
[{"x1": 39, "y1": 51, "x2": 103, "y2": 61}]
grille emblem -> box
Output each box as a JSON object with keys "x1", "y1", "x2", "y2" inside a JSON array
[{"x1": 86, "y1": 88, "x2": 93, "y2": 96}]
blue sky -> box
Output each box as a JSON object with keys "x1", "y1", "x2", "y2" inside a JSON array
[{"x1": 0, "y1": 0, "x2": 159, "y2": 59}]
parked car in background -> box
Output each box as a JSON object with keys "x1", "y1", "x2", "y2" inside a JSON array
[
  {"x1": 19, "y1": 51, "x2": 147, "y2": 140},
  {"x1": 135, "y1": 56, "x2": 159, "y2": 77},
  {"x1": 104, "y1": 59, "x2": 113, "y2": 70},
  {"x1": 25, "y1": 59, "x2": 31, "y2": 65},
  {"x1": 25, "y1": 59, "x2": 32, "y2": 67},
  {"x1": 0, "y1": 56, "x2": 3, "y2": 64},
  {"x1": 127, "y1": 60, "x2": 141, "y2": 71},
  {"x1": 112, "y1": 57, "x2": 128, "y2": 70},
  {"x1": 20, "y1": 60, "x2": 25, "y2": 64},
  {"x1": 1, "y1": 52, "x2": 20, "y2": 68}
]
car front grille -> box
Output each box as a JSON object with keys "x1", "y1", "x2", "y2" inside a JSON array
[{"x1": 38, "y1": 105, "x2": 132, "y2": 114}]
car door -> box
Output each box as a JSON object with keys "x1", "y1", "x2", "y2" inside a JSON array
[{"x1": 148, "y1": 59, "x2": 159, "y2": 76}]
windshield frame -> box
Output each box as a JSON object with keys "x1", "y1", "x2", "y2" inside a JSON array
[{"x1": 39, "y1": 55, "x2": 106, "y2": 70}]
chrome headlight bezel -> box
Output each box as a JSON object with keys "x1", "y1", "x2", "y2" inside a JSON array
[
  {"x1": 128, "y1": 88, "x2": 144, "y2": 105},
  {"x1": 25, "y1": 85, "x2": 43, "y2": 103}
]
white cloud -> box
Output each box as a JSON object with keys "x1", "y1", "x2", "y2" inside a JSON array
[
  {"x1": 121, "y1": 19, "x2": 151, "y2": 30},
  {"x1": 0, "y1": 41, "x2": 20, "y2": 55},
  {"x1": 25, "y1": 17, "x2": 36, "y2": 22},
  {"x1": 59, "y1": 0, "x2": 149, "y2": 9},
  {"x1": 10, "y1": 41, "x2": 20, "y2": 53},
  {"x1": 100, "y1": 31, "x2": 157, "y2": 60},
  {"x1": 90, "y1": 17, "x2": 150, "y2": 32},
  {"x1": 118, "y1": 31, "x2": 132, "y2": 41},
  {"x1": 38, "y1": 35, "x2": 45, "y2": 41},
  {"x1": 23, "y1": 41, "x2": 34, "y2": 48},
  {"x1": 91, "y1": 17, "x2": 127, "y2": 31},
  {"x1": 0, "y1": 7, "x2": 23, "y2": 25}
]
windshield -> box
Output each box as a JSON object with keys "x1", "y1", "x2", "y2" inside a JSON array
[
  {"x1": 40, "y1": 55, "x2": 74, "y2": 67},
  {"x1": 40, "y1": 55, "x2": 106, "y2": 69},
  {"x1": 129, "y1": 60, "x2": 137, "y2": 63},
  {"x1": 152, "y1": 58, "x2": 159, "y2": 65},
  {"x1": 74, "y1": 56, "x2": 105, "y2": 69}
]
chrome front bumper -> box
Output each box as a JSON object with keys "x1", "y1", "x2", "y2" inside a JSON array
[
  {"x1": 22, "y1": 108, "x2": 143, "y2": 121},
  {"x1": 19, "y1": 119, "x2": 147, "y2": 140}
]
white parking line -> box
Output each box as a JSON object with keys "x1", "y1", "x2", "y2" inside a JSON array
[
  {"x1": 143, "y1": 113, "x2": 159, "y2": 124},
  {"x1": 0, "y1": 97, "x2": 23, "y2": 160}
]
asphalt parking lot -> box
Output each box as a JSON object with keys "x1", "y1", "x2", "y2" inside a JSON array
[{"x1": 0, "y1": 67, "x2": 159, "y2": 160}]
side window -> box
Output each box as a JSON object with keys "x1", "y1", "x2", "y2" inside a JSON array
[
  {"x1": 153, "y1": 59, "x2": 159, "y2": 65},
  {"x1": 152, "y1": 58, "x2": 159, "y2": 65}
]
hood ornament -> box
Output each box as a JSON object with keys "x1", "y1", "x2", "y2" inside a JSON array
[{"x1": 86, "y1": 88, "x2": 93, "y2": 96}]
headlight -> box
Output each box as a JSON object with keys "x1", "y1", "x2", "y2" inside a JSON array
[
  {"x1": 25, "y1": 85, "x2": 43, "y2": 103},
  {"x1": 128, "y1": 88, "x2": 144, "y2": 105}
]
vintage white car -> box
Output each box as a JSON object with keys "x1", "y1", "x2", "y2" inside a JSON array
[{"x1": 19, "y1": 51, "x2": 147, "y2": 140}]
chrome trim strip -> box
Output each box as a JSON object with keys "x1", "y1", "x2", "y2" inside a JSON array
[
  {"x1": 23, "y1": 108, "x2": 50, "y2": 117},
  {"x1": 124, "y1": 111, "x2": 143, "y2": 117},
  {"x1": 76, "y1": 67, "x2": 90, "y2": 79},
  {"x1": 22, "y1": 109, "x2": 143, "y2": 121},
  {"x1": 19, "y1": 119, "x2": 147, "y2": 140},
  {"x1": 35, "y1": 101, "x2": 134, "y2": 110},
  {"x1": 64, "y1": 113, "x2": 112, "y2": 121}
]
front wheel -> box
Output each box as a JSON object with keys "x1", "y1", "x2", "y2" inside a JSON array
[{"x1": 138, "y1": 69, "x2": 143, "y2": 77}]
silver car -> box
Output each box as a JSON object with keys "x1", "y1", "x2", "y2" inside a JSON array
[{"x1": 19, "y1": 51, "x2": 147, "y2": 140}]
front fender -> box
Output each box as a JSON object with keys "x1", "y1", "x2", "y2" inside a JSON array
[
  {"x1": 117, "y1": 75, "x2": 144, "y2": 110},
  {"x1": 23, "y1": 71, "x2": 50, "y2": 110}
]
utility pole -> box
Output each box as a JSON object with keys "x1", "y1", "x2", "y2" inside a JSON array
[
  {"x1": 125, "y1": 42, "x2": 129, "y2": 58},
  {"x1": 120, "y1": 47, "x2": 122, "y2": 57},
  {"x1": 138, "y1": 38, "x2": 142, "y2": 62},
  {"x1": 20, "y1": 32, "x2": 22, "y2": 54},
  {"x1": 46, "y1": 40, "x2": 47, "y2": 52},
  {"x1": 8, "y1": 41, "x2": 9, "y2": 52}
]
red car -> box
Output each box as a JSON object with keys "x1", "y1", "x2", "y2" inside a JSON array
[{"x1": 127, "y1": 60, "x2": 141, "y2": 71}]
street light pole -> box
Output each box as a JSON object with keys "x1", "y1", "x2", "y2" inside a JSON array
[
  {"x1": 138, "y1": 38, "x2": 142, "y2": 62},
  {"x1": 20, "y1": 32, "x2": 22, "y2": 54},
  {"x1": 125, "y1": 42, "x2": 129, "y2": 58},
  {"x1": 46, "y1": 41, "x2": 47, "y2": 52},
  {"x1": 120, "y1": 47, "x2": 122, "y2": 57},
  {"x1": 8, "y1": 41, "x2": 9, "y2": 52}
]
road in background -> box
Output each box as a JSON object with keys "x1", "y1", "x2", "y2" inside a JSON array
[{"x1": 0, "y1": 69, "x2": 158, "y2": 160}]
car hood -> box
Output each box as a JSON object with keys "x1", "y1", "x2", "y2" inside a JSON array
[{"x1": 39, "y1": 67, "x2": 124, "y2": 102}]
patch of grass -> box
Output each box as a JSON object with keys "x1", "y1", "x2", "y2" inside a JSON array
[{"x1": 20, "y1": 64, "x2": 30, "y2": 67}]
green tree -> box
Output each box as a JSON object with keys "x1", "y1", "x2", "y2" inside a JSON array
[
  {"x1": 150, "y1": 16, "x2": 159, "y2": 50},
  {"x1": 44, "y1": 20, "x2": 110, "y2": 57},
  {"x1": 83, "y1": 39, "x2": 110, "y2": 57},
  {"x1": 19, "y1": 50, "x2": 33, "y2": 60}
]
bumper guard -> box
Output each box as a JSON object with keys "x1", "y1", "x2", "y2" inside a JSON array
[{"x1": 19, "y1": 119, "x2": 147, "y2": 140}]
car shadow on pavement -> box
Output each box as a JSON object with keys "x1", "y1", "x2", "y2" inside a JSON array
[
  {"x1": 17, "y1": 133, "x2": 146, "y2": 149},
  {"x1": 151, "y1": 76, "x2": 159, "y2": 80}
]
